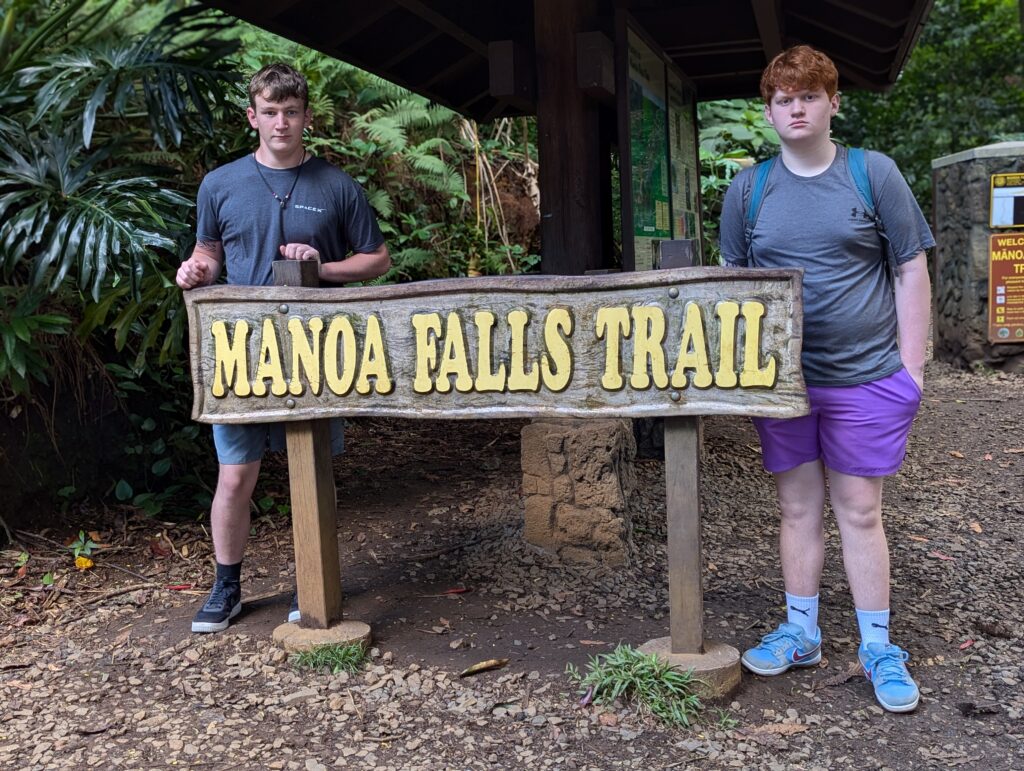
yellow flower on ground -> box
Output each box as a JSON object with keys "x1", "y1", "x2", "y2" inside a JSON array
[{"x1": 75, "y1": 556, "x2": 94, "y2": 570}]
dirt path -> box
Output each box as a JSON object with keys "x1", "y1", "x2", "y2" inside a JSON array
[{"x1": 1, "y1": 358, "x2": 1022, "y2": 770}]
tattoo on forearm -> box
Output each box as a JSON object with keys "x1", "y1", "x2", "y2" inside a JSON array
[{"x1": 197, "y1": 239, "x2": 221, "y2": 251}]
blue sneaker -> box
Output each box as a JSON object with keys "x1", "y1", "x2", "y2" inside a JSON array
[
  {"x1": 741, "y1": 622, "x2": 822, "y2": 675},
  {"x1": 191, "y1": 579, "x2": 241, "y2": 633},
  {"x1": 859, "y1": 642, "x2": 920, "y2": 713}
]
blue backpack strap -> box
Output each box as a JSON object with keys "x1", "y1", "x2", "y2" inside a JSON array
[
  {"x1": 743, "y1": 156, "x2": 777, "y2": 260},
  {"x1": 846, "y1": 147, "x2": 874, "y2": 214},
  {"x1": 847, "y1": 146, "x2": 897, "y2": 271}
]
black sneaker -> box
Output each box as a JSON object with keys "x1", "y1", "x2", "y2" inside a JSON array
[
  {"x1": 191, "y1": 579, "x2": 241, "y2": 633},
  {"x1": 288, "y1": 591, "x2": 300, "y2": 624}
]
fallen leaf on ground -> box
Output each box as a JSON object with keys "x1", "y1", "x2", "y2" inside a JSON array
[
  {"x1": 1003, "y1": 448, "x2": 1024, "y2": 454},
  {"x1": 959, "y1": 639, "x2": 974, "y2": 650},
  {"x1": 983, "y1": 453, "x2": 993, "y2": 461},
  {"x1": 75, "y1": 556, "x2": 94, "y2": 571},
  {"x1": 598, "y1": 712, "x2": 619, "y2": 726},
  {"x1": 738, "y1": 724, "x2": 809, "y2": 737},
  {"x1": 949, "y1": 450, "x2": 965, "y2": 458},
  {"x1": 968, "y1": 521, "x2": 982, "y2": 534},
  {"x1": 812, "y1": 661, "x2": 860, "y2": 690},
  {"x1": 459, "y1": 659, "x2": 508, "y2": 677},
  {"x1": 580, "y1": 640, "x2": 608, "y2": 646},
  {"x1": 927, "y1": 550, "x2": 955, "y2": 561},
  {"x1": 908, "y1": 535, "x2": 929, "y2": 542}
]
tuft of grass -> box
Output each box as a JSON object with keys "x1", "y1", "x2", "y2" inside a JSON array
[
  {"x1": 566, "y1": 644, "x2": 704, "y2": 727},
  {"x1": 290, "y1": 643, "x2": 368, "y2": 675},
  {"x1": 713, "y1": 707, "x2": 738, "y2": 731}
]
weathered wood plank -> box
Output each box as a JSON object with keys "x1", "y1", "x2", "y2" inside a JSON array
[
  {"x1": 285, "y1": 419, "x2": 343, "y2": 629},
  {"x1": 272, "y1": 259, "x2": 343, "y2": 630},
  {"x1": 185, "y1": 267, "x2": 806, "y2": 424},
  {"x1": 664, "y1": 415, "x2": 702, "y2": 654}
]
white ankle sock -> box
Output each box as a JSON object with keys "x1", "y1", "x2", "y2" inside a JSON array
[
  {"x1": 785, "y1": 592, "x2": 819, "y2": 638},
  {"x1": 857, "y1": 608, "x2": 890, "y2": 646}
]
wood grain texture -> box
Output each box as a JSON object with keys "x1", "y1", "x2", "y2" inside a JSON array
[
  {"x1": 286, "y1": 419, "x2": 343, "y2": 628},
  {"x1": 664, "y1": 415, "x2": 703, "y2": 654},
  {"x1": 185, "y1": 267, "x2": 807, "y2": 424}
]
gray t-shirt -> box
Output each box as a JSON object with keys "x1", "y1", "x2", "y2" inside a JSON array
[
  {"x1": 195, "y1": 155, "x2": 384, "y2": 287},
  {"x1": 720, "y1": 145, "x2": 935, "y2": 386}
]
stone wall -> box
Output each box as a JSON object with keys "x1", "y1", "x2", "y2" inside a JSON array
[
  {"x1": 932, "y1": 142, "x2": 1024, "y2": 371},
  {"x1": 521, "y1": 419, "x2": 636, "y2": 566}
]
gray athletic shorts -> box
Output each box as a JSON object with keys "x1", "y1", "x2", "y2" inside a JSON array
[{"x1": 212, "y1": 419, "x2": 346, "y2": 465}]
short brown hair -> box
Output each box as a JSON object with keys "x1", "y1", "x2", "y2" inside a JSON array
[
  {"x1": 248, "y1": 63, "x2": 309, "y2": 108},
  {"x1": 760, "y1": 45, "x2": 839, "y2": 104}
]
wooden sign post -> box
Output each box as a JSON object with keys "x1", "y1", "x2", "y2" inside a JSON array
[
  {"x1": 185, "y1": 268, "x2": 807, "y2": 677},
  {"x1": 272, "y1": 260, "x2": 344, "y2": 632}
]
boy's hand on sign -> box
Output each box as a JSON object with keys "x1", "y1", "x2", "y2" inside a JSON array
[
  {"x1": 176, "y1": 257, "x2": 211, "y2": 290},
  {"x1": 279, "y1": 243, "x2": 320, "y2": 262}
]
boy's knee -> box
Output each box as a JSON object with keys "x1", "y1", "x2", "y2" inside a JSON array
[{"x1": 216, "y1": 464, "x2": 260, "y2": 501}]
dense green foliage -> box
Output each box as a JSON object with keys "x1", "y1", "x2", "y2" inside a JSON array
[
  {"x1": 837, "y1": 0, "x2": 1023, "y2": 209},
  {"x1": 0, "y1": 0, "x2": 539, "y2": 520}
]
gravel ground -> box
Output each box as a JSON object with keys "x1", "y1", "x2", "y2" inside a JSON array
[{"x1": 1, "y1": 357, "x2": 1022, "y2": 770}]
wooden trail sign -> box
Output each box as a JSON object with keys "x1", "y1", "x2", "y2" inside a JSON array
[
  {"x1": 185, "y1": 267, "x2": 807, "y2": 425},
  {"x1": 185, "y1": 266, "x2": 807, "y2": 659}
]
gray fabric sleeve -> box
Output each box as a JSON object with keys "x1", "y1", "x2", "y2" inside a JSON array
[
  {"x1": 719, "y1": 166, "x2": 754, "y2": 266},
  {"x1": 867, "y1": 151, "x2": 935, "y2": 265},
  {"x1": 194, "y1": 176, "x2": 221, "y2": 244}
]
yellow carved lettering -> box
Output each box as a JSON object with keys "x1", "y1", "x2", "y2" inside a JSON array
[
  {"x1": 739, "y1": 301, "x2": 777, "y2": 387},
  {"x1": 355, "y1": 315, "x2": 393, "y2": 395},
  {"x1": 211, "y1": 319, "x2": 251, "y2": 398},
  {"x1": 540, "y1": 308, "x2": 573, "y2": 392},
  {"x1": 473, "y1": 311, "x2": 507, "y2": 392},
  {"x1": 507, "y1": 310, "x2": 540, "y2": 392},
  {"x1": 596, "y1": 307, "x2": 630, "y2": 390},
  {"x1": 714, "y1": 302, "x2": 740, "y2": 388},
  {"x1": 670, "y1": 303, "x2": 713, "y2": 389},
  {"x1": 323, "y1": 316, "x2": 357, "y2": 396},
  {"x1": 252, "y1": 318, "x2": 287, "y2": 397},
  {"x1": 411, "y1": 313, "x2": 442, "y2": 394},
  {"x1": 287, "y1": 317, "x2": 323, "y2": 396},
  {"x1": 436, "y1": 312, "x2": 474, "y2": 394},
  {"x1": 629, "y1": 306, "x2": 669, "y2": 390}
]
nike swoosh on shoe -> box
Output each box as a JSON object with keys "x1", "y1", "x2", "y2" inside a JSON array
[{"x1": 791, "y1": 646, "x2": 819, "y2": 662}]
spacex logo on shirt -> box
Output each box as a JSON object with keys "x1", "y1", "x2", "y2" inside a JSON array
[{"x1": 294, "y1": 204, "x2": 326, "y2": 214}]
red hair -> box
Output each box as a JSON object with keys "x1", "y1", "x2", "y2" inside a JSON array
[{"x1": 760, "y1": 45, "x2": 839, "y2": 103}]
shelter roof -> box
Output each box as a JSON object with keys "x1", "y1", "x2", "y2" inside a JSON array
[{"x1": 204, "y1": 0, "x2": 934, "y2": 120}]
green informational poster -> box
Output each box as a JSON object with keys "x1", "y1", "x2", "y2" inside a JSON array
[
  {"x1": 624, "y1": 24, "x2": 702, "y2": 270},
  {"x1": 628, "y1": 28, "x2": 670, "y2": 271},
  {"x1": 667, "y1": 73, "x2": 700, "y2": 251}
]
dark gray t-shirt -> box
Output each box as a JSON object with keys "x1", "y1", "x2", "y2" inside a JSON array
[
  {"x1": 196, "y1": 155, "x2": 384, "y2": 287},
  {"x1": 720, "y1": 145, "x2": 935, "y2": 386}
]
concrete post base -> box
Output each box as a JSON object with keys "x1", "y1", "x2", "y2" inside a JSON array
[
  {"x1": 272, "y1": 621, "x2": 372, "y2": 653},
  {"x1": 637, "y1": 637, "x2": 741, "y2": 699}
]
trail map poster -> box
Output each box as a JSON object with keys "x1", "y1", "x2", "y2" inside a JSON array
[
  {"x1": 667, "y1": 72, "x2": 700, "y2": 252},
  {"x1": 627, "y1": 28, "x2": 670, "y2": 271}
]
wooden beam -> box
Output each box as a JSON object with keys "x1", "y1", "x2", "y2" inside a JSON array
[
  {"x1": 788, "y1": 11, "x2": 900, "y2": 54},
  {"x1": 393, "y1": 0, "x2": 488, "y2": 56},
  {"x1": 273, "y1": 259, "x2": 343, "y2": 630},
  {"x1": 664, "y1": 416, "x2": 703, "y2": 654},
  {"x1": 419, "y1": 51, "x2": 480, "y2": 90},
  {"x1": 822, "y1": 0, "x2": 908, "y2": 28},
  {"x1": 751, "y1": 0, "x2": 784, "y2": 60},
  {"x1": 380, "y1": 29, "x2": 442, "y2": 70},
  {"x1": 489, "y1": 40, "x2": 537, "y2": 111},
  {"x1": 534, "y1": 0, "x2": 606, "y2": 275}
]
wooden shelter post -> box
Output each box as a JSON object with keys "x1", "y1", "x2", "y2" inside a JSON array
[{"x1": 533, "y1": 0, "x2": 605, "y2": 275}]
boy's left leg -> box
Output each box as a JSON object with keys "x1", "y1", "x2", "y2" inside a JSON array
[{"x1": 829, "y1": 470, "x2": 919, "y2": 713}]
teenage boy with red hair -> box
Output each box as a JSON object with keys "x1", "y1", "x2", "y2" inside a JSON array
[{"x1": 719, "y1": 45, "x2": 933, "y2": 712}]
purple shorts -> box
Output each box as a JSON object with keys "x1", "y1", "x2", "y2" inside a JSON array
[{"x1": 752, "y1": 367, "x2": 922, "y2": 477}]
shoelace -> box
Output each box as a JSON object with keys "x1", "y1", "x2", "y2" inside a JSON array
[
  {"x1": 204, "y1": 581, "x2": 237, "y2": 611},
  {"x1": 760, "y1": 628, "x2": 803, "y2": 653},
  {"x1": 866, "y1": 648, "x2": 911, "y2": 683}
]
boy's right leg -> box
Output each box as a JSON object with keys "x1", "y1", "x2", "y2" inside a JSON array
[{"x1": 192, "y1": 461, "x2": 261, "y2": 633}]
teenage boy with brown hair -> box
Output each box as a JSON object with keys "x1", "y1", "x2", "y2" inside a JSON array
[
  {"x1": 719, "y1": 45, "x2": 933, "y2": 712},
  {"x1": 176, "y1": 63, "x2": 391, "y2": 633}
]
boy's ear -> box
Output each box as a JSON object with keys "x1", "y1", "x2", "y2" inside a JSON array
[{"x1": 830, "y1": 92, "x2": 841, "y2": 115}]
